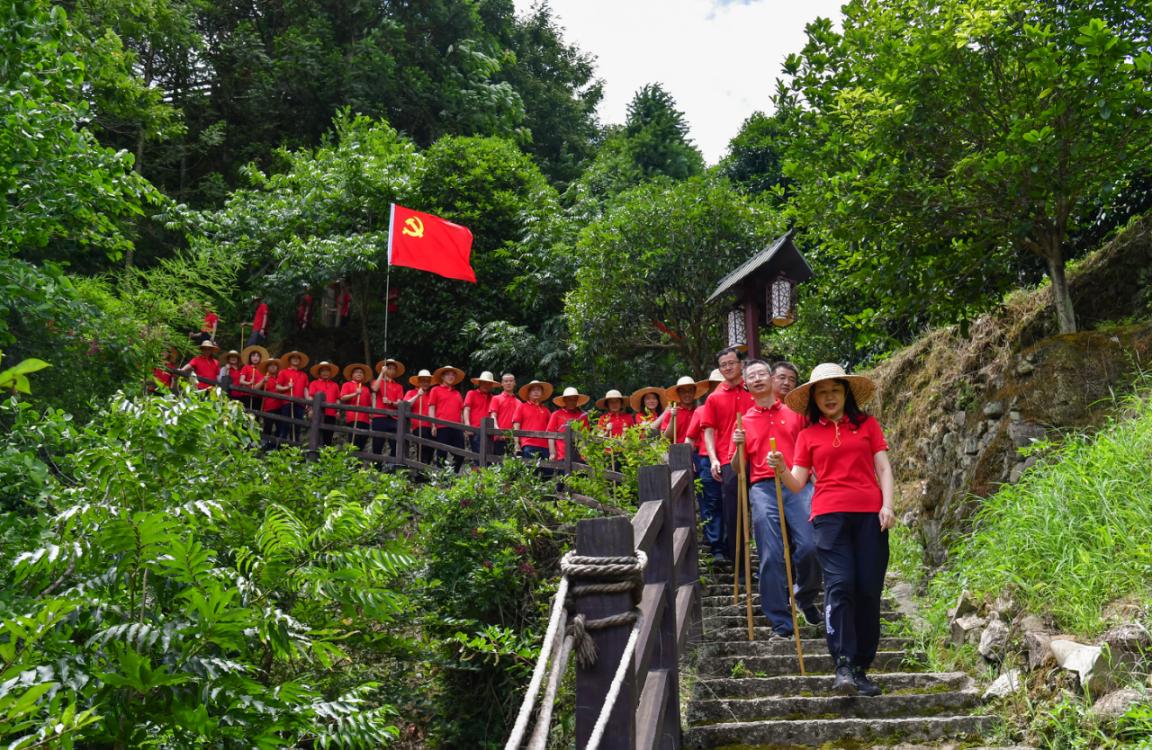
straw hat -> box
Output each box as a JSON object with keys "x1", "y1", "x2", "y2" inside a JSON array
[
  {"x1": 552, "y1": 386, "x2": 590, "y2": 408},
  {"x1": 518, "y1": 380, "x2": 554, "y2": 401},
  {"x1": 784, "y1": 363, "x2": 877, "y2": 414},
  {"x1": 310, "y1": 361, "x2": 338, "y2": 379},
  {"x1": 241, "y1": 344, "x2": 269, "y2": 365},
  {"x1": 257, "y1": 357, "x2": 282, "y2": 374},
  {"x1": 281, "y1": 350, "x2": 310, "y2": 369},
  {"x1": 471, "y1": 370, "x2": 499, "y2": 386},
  {"x1": 343, "y1": 362, "x2": 372, "y2": 381},
  {"x1": 219, "y1": 349, "x2": 241, "y2": 364},
  {"x1": 374, "y1": 358, "x2": 405, "y2": 378},
  {"x1": 664, "y1": 376, "x2": 709, "y2": 403},
  {"x1": 409, "y1": 369, "x2": 437, "y2": 387},
  {"x1": 433, "y1": 365, "x2": 465, "y2": 384},
  {"x1": 595, "y1": 389, "x2": 627, "y2": 410},
  {"x1": 197, "y1": 340, "x2": 219, "y2": 353},
  {"x1": 629, "y1": 386, "x2": 665, "y2": 414}
]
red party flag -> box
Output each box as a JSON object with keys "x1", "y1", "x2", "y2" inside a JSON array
[{"x1": 387, "y1": 204, "x2": 476, "y2": 283}]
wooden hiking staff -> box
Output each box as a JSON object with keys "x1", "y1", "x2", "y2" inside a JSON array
[
  {"x1": 771, "y1": 437, "x2": 806, "y2": 674},
  {"x1": 731, "y1": 415, "x2": 755, "y2": 641},
  {"x1": 238, "y1": 323, "x2": 248, "y2": 351}
]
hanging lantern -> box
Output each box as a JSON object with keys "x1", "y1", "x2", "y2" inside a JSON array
[
  {"x1": 769, "y1": 274, "x2": 797, "y2": 328},
  {"x1": 727, "y1": 307, "x2": 746, "y2": 348}
]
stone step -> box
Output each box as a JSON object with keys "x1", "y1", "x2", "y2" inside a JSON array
[
  {"x1": 687, "y1": 686, "x2": 982, "y2": 724},
  {"x1": 683, "y1": 714, "x2": 999, "y2": 748},
  {"x1": 700, "y1": 590, "x2": 899, "y2": 609},
  {"x1": 702, "y1": 650, "x2": 911, "y2": 677},
  {"x1": 701, "y1": 604, "x2": 901, "y2": 621},
  {"x1": 699, "y1": 637, "x2": 910, "y2": 658},
  {"x1": 693, "y1": 671, "x2": 971, "y2": 699},
  {"x1": 702, "y1": 613, "x2": 902, "y2": 634}
]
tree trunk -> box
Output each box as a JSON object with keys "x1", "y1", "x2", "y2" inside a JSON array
[{"x1": 1045, "y1": 247, "x2": 1077, "y2": 335}]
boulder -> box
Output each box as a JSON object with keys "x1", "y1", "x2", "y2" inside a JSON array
[
  {"x1": 1013, "y1": 613, "x2": 1047, "y2": 634},
  {"x1": 1101, "y1": 622, "x2": 1151, "y2": 657},
  {"x1": 949, "y1": 590, "x2": 979, "y2": 621},
  {"x1": 983, "y1": 401, "x2": 1005, "y2": 418},
  {"x1": 952, "y1": 614, "x2": 986, "y2": 647},
  {"x1": 1025, "y1": 631, "x2": 1055, "y2": 671},
  {"x1": 992, "y1": 593, "x2": 1019, "y2": 620},
  {"x1": 983, "y1": 669, "x2": 1023, "y2": 699},
  {"x1": 979, "y1": 619, "x2": 1011, "y2": 662},
  {"x1": 1090, "y1": 687, "x2": 1146, "y2": 721},
  {"x1": 1050, "y1": 639, "x2": 1112, "y2": 695}
]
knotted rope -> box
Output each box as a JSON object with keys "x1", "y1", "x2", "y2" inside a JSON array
[{"x1": 505, "y1": 550, "x2": 647, "y2": 750}]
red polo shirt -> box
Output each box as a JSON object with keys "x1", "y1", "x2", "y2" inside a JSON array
[
  {"x1": 239, "y1": 364, "x2": 262, "y2": 391},
  {"x1": 153, "y1": 367, "x2": 173, "y2": 389},
  {"x1": 308, "y1": 379, "x2": 340, "y2": 417},
  {"x1": 429, "y1": 384, "x2": 465, "y2": 425},
  {"x1": 463, "y1": 389, "x2": 493, "y2": 428},
  {"x1": 793, "y1": 415, "x2": 889, "y2": 518},
  {"x1": 684, "y1": 408, "x2": 707, "y2": 456},
  {"x1": 372, "y1": 380, "x2": 404, "y2": 413},
  {"x1": 252, "y1": 303, "x2": 268, "y2": 333},
  {"x1": 341, "y1": 381, "x2": 372, "y2": 423},
  {"x1": 405, "y1": 388, "x2": 432, "y2": 429},
  {"x1": 658, "y1": 405, "x2": 696, "y2": 444},
  {"x1": 185, "y1": 355, "x2": 220, "y2": 390},
  {"x1": 698, "y1": 380, "x2": 753, "y2": 465},
  {"x1": 261, "y1": 372, "x2": 284, "y2": 412},
  {"x1": 513, "y1": 402, "x2": 551, "y2": 448},
  {"x1": 547, "y1": 409, "x2": 589, "y2": 460},
  {"x1": 277, "y1": 368, "x2": 308, "y2": 400},
  {"x1": 597, "y1": 412, "x2": 634, "y2": 437},
  {"x1": 742, "y1": 400, "x2": 806, "y2": 484},
  {"x1": 489, "y1": 392, "x2": 521, "y2": 437}
]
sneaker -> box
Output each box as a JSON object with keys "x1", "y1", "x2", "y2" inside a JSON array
[
  {"x1": 801, "y1": 604, "x2": 821, "y2": 626},
  {"x1": 852, "y1": 666, "x2": 882, "y2": 697},
  {"x1": 832, "y1": 659, "x2": 857, "y2": 696},
  {"x1": 768, "y1": 631, "x2": 790, "y2": 642}
]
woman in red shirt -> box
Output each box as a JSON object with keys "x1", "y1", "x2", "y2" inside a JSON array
[
  {"x1": 548, "y1": 387, "x2": 590, "y2": 462},
  {"x1": 238, "y1": 345, "x2": 269, "y2": 410},
  {"x1": 219, "y1": 350, "x2": 243, "y2": 400},
  {"x1": 630, "y1": 386, "x2": 665, "y2": 433},
  {"x1": 404, "y1": 369, "x2": 437, "y2": 465},
  {"x1": 276, "y1": 351, "x2": 310, "y2": 442},
  {"x1": 340, "y1": 363, "x2": 373, "y2": 452},
  {"x1": 308, "y1": 361, "x2": 341, "y2": 446},
  {"x1": 512, "y1": 380, "x2": 553, "y2": 464},
  {"x1": 428, "y1": 365, "x2": 466, "y2": 471},
  {"x1": 257, "y1": 358, "x2": 286, "y2": 444},
  {"x1": 595, "y1": 390, "x2": 635, "y2": 437},
  {"x1": 150, "y1": 347, "x2": 180, "y2": 394},
  {"x1": 769, "y1": 363, "x2": 895, "y2": 698},
  {"x1": 370, "y1": 359, "x2": 405, "y2": 457}
]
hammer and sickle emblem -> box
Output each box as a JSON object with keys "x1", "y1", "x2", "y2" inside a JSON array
[{"x1": 402, "y1": 216, "x2": 425, "y2": 238}]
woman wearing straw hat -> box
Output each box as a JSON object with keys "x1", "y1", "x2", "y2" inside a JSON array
[
  {"x1": 512, "y1": 380, "x2": 553, "y2": 463},
  {"x1": 595, "y1": 390, "x2": 634, "y2": 437},
  {"x1": 630, "y1": 386, "x2": 665, "y2": 432},
  {"x1": 370, "y1": 359, "x2": 405, "y2": 457},
  {"x1": 257, "y1": 357, "x2": 286, "y2": 444},
  {"x1": 180, "y1": 340, "x2": 221, "y2": 390},
  {"x1": 464, "y1": 371, "x2": 499, "y2": 460},
  {"x1": 307, "y1": 361, "x2": 341, "y2": 446},
  {"x1": 404, "y1": 369, "x2": 437, "y2": 465},
  {"x1": 238, "y1": 345, "x2": 269, "y2": 410},
  {"x1": 767, "y1": 363, "x2": 895, "y2": 697},
  {"x1": 218, "y1": 350, "x2": 243, "y2": 398},
  {"x1": 429, "y1": 366, "x2": 467, "y2": 471},
  {"x1": 340, "y1": 363, "x2": 374, "y2": 452},
  {"x1": 683, "y1": 369, "x2": 726, "y2": 561},
  {"x1": 659, "y1": 376, "x2": 707, "y2": 445},
  {"x1": 276, "y1": 350, "x2": 310, "y2": 442},
  {"x1": 548, "y1": 387, "x2": 591, "y2": 463}
]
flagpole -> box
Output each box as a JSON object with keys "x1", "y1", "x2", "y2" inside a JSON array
[{"x1": 383, "y1": 266, "x2": 392, "y2": 360}]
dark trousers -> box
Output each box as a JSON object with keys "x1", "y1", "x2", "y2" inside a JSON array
[
  {"x1": 261, "y1": 407, "x2": 279, "y2": 445},
  {"x1": 812, "y1": 512, "x2": 889, "y2": 670},
  {"x1": 372, "y1": 416, "x2": 396, "y2": 457},
  {"x1": 246, "y1": 331, "x2": 266, "y2": 347},
  {"x1": 348, "y1": 420, "x2": 369, "y2": 452},
  {"x1": 320, "y1": 414, "x2": 337, "y2": 446},
  {"x1": 288, "y1": 403, "x2": 306, "y2": 442},
  {"x1": 491, "y1": 439, "x2": 508, "y2": 457},
  {"x1": 274, "y1": 404, "x2": 293, "y2": 441},
  {"x1": 720, "y1": 463, "x2": 739, "y2": 561},
  {"x1": 436, "y1": 426, "x2": 465, "y2": 471},
  {"x1": 416, "y1": 426, "x2": 435, "y2": 465}
]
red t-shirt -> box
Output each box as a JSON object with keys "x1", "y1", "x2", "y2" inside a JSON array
[
  {"x1": 308, "y1": 379, "x2": 340, "y2": 417},
  {"x1": 547, "y1": 409, "x2": 589, "y2": 460},
  {"x1": 428, "y1": 384, "x2": 465, "y2": 425},
  {"x1": 405, "y1": 388, "x2": 432, "y2": 429},
  {"x1": 489, "y1": 392, "x2": 521, "y2": 438},
  {"x1": 252, "y1": 303, "x2": 268, "y2": 333},
  {"x1": 463, "y1": 389, "x2": 493, "y2": 428},
  {"x1": 658, "y1": 405, "x2": 696, "y2": 444},
  {"x1": 684, "y1": 408, "x2": 707, "y2": 456},
  {"x1": 277, "y1": 368, "x2": 308, "y2": 400},
  {"x1": 597, "y1": 412, "x2": 634, "y2": 437},
  {"x1": 742, "y1": 400, "x2": 806, "y2": 484},
  {"x1": 261, "y1": 371, "x2": 284, "y2": 412},
  {"x1": 185, "y1": 355, "x2": 220, "y2": 390},
  {"x1": 793, "y1": 415, "x2": 889, "y2": 518},
  {"x1": 698, "y1": 380, "x2": 754, "y2": 465},
  {"x1": 202, "y1": 311, "x2": 218, "y2": 332},
  {"x1": 513, "y1": 402, "x2": 551, "y2": 448},
  {"x1": 372, "y1": 379, "x2": 404, "y2": 413},
  {"x1": 341, "y1": 381, "x2": 372, "y2": 423}
]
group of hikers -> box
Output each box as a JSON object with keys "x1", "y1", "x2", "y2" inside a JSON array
[{"x1": 156, "y1": 339, "x2": 896, "y2": 698}]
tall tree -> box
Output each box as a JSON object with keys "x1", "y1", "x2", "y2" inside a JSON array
[
  {"x1": 623, "y1": 83, "x2": 704, "y2": 180},
  {"x1": 721, "y1": 111, "x2": 791, "y2": 200},
  {"x1": 778, "y1": 0, "x2": 1152, "y2": 335}
]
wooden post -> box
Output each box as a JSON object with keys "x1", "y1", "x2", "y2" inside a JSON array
[
  {"x1": 395, "y1": 400, "x2": 410, "y2": 468},
  {"x1": 307, "y1": 393, "x2": 323, "y2": 460},
  {"x1": 574, "y1": 517, "x2": 637, "y2": 750},
  {"x1": 638, "y1": 465, "x2": 681, "y2": 750},
  {"x1": 478, "y1": 415, "x2": 490, "y2": 468},
  {"x1": 669, "y1": 443, "x2": 702, "y2": 644},
  {"x1": 743, "y1": 282, "x2": 761, "y2": 360},
  {"x1": 563, "y1": 423, "x2": 575, "y2": 475}
]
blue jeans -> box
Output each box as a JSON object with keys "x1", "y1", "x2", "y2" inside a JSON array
[
  {"x1": 750, "y1": 479, "x2": 819, "y2": 636},
  {"x1": 693, "y1": 453, "x2": 723, "y2": 554}
]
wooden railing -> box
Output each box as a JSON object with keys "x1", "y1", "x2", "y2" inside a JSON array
[
  {"x1": 170, "y1": 372, "x2": 624, "y2": 480},
  {"x1": 570, "y1": 443, "x2": 702, "y2": 749}
]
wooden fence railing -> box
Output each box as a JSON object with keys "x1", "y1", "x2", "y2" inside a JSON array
[
  {"x1": 170, "y1": 372, "x2": 624, "y2": 481},
  {"x1": 570, "y1": 443, "x2": 702, "y2": 749}
]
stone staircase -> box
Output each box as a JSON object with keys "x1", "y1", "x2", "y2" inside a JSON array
[{"x1": 684, "y1": 567, "x2": 1015, "y2": 749}]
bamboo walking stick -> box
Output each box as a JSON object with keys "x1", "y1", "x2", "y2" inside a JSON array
[
  {"x1": 770, "y1": 437, "x2": 806, "y2": 674},
  {"x1": 238, "y1": 323, "x2": 248, "y2": 351}
]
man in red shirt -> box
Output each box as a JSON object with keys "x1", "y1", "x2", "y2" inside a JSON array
[
  {"x1": 276, "y1": 350, "x2": 310, "y2": 442},
  {"x1": 548, "y1": 387, "x2": 590, "y2": 462},
  {"x1": 257, "y1": 358, "x2": 286, "y2": 444},
  {"x1": 513, "y1": 380, "x2": 552, "y2": 464},
  {"x1": 429, "y1": 366, "x2": 466, "y2": 471},
  {"x1": 248, "y1": 298, "x2": 269, "y2": 346},
  {"x1": 463, "y1": 371, "x2": 497, "y2": 460},
  {"x1": 699, "y1": 347, "x2": 754, "y2": 563},
  {"x1": 733, "y1": 359, "x2": 819, "y2": 639},
  {"x1": 370, "y1": 359, "x2": 405, "y2": 457},
  {"x1": 340, "y1": 363, "x2": 374, "y2": 452},
  {"x1": 180, "y1": 340, "x2": 221, "y2": 390},
  {"x1": 404, "y1": 369, "x2": 437, "y2": 465},
  {"x1": 308, "y1": 361, "x2": 341, "y2": 446},
  {"x1": 488, "y1": 373, "x2": 520, "y2": 457}
]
